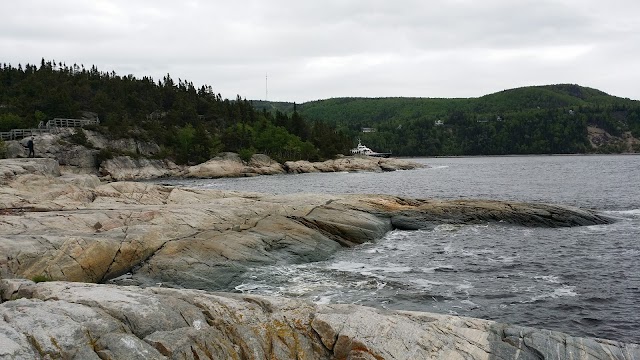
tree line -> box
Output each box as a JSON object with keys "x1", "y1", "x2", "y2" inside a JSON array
[
  {"x1": 290, "y1": 84, "x2": 640, "y2": 156},
  {"x1": 0, "y1": 59, "x2": 352, "y2": 163}
]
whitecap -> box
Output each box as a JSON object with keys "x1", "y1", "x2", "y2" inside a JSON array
[
  {"x1": 327, "y1": 261, "x2": 412, "y2": 274},
  {"x1": 411, "y1": 278, "x2": 443, "y2": 289},
  {"x1": 488, "y1": 255, "x2": 519, "y2": 263},
  {"x1": 435, "y1": 224, "x2": 460, "y2": 232},
  {"x1": 522, "y1": 285, "x2": 577, "y2": 303},
  {"x1": 604, "y1": 209, "x2": 640, "y2": 216},
  {"x1": 420, "y1": 266, "x2": 438, "y2": 273},
  {"x1": 601, "y1": 209, "x2": 640, "y2": 221},
  {"x1": 460, "y1": 299, "x2": 479, "y2": 309},
  {"x1": 534, "y1": 275, "x2": 561, "y2": 284},
  {"x1": 552, "y1": 286, "x2": 578, "y2": 297}
]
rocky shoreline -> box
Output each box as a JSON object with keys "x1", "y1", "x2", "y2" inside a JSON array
[
  {"x1": 100, "y1": 151, "x2": 424, "y2": 181},
  {"x1": 2, "y1": 279, "x2": 638, "y2": 360},
  {"x1": 4, "y1": 129, "x2": 425, "y2": 181},
  {"x1": 0, "y1": 158, "x2": 638, "y2": 359}
]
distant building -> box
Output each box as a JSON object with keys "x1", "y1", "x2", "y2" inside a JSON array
[
  {"x1": 361, "y1": 127, "x2": 376, "y2": 133},
  {"x1": 568, "y1": 110, "x2": 575, "y2": 115},
  {"x1": 434, "y1": 120, "x2": 444, "y2": 126}
]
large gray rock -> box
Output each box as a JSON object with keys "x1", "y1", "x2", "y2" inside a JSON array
[
  {"x1": 84, "y1": 129, "x2": 161, "y2": 156},
  {"x1": 0, "y1": 158, "x2": 60, "y2": 184},
  {"x1": 99, "y1": 156, "x2": 182, "y2": 181},
  {"x1": 4, "y1": 131, "x2": 73, "y2": 160},
  {"x1": 0, "y1": 280, "x2": 637, "y2": 360},
  {"x1": 180, "y1": 152, "x2": 286, "y2": 178}
]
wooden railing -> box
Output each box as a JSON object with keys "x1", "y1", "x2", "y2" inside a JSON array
[
  {"x1": 0, "y1": 128, "x2": 55, "y2": 141},
  {"x1": 45, "y1": 118, "x2": 99, "y2": 128},
  {"x1": 0, "y1": 117, "x2": 100, "y2": 141}
]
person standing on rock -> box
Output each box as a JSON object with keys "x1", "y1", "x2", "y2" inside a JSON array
[{"x1": 24, "y1": 136, "x2": 35, "y2": 157}]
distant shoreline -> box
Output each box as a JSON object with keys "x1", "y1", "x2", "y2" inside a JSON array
[{"x1": 399, "y1": 152, "x2": 640, "y2": 159}]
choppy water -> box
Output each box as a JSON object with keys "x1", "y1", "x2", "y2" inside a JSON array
[{"x1": 160, "y1": 155, "x2": 640, "y2": 344}]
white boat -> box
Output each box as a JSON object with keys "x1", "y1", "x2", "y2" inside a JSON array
[{"x1": 350, "y1": 140, "x2": 391, "y2": 158}]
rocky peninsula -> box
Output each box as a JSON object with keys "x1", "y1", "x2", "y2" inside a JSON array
[
  {"x1": 0, "y1": 158, "x2": 638, "y2": 359},
  {"x1": 4, "y1": 129, "x2": 424, "y2": 181}
]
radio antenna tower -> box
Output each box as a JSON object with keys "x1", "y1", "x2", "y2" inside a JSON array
[{"x1": 265, "y1": 73, "x2": 268, "y2": 101}]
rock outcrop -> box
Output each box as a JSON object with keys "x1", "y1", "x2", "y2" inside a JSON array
[
  {"x1": 179, "y1": 152, "x2": 286, "y2": 178},
  {"x1": 5, "y1": 129, "x2": 162, "y2": 173},
  {"x1": 4, "y1": 128, "x2": 426, "y2": 179},
  {"x1": 0, "y1": 280, "x2": 638, "y2": 360},
  {"x1": 285, "y1": 155, "x2": 423, "y2": 173},
  {"x1": 588, "y1": 126, "x2": 640, "y2": 153},
  {"x1": 0, "y1": 158, "x2": 612, "y2": 290},
  {"x1": 99, "y1": 156, "x2": 182, "y2": 181}
]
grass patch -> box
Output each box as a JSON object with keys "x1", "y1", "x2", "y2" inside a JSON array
[{"x1": 31, "y1": 274, "x2": 52, "y2": 283}]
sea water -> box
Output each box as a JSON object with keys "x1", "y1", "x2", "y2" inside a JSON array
[{"x1": 160, "y1": 155, "x2": 640, "y2": 344}]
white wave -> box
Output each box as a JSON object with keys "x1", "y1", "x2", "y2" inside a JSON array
[
  {"x1": 460, "y1": 299, "x2": 479, "y2": 309},
  {"x1": 383, "y1": 229, "x2": 414, "y2": 241},
  {"x1": 420, "y1": 266, "x2": 452, "y2": 273},
  {"x1": 579, "y1": 224, "x2": 612, "y2": 233},
  {"x1": 456, "y1": 283, "x2": 474, "y2": 294},
  {"x1": 488, "y1": 255, "x2": 519, "y2": 263},
  {"x1": 534, "y1": 275, "x2": 561, "y2": 284},
  {"x1": 327, "y1": 261, "x2": 412, "y2": 274},
  {"x1": 522, "y1": 285, "x2": 578, "y2": 303},
  {"x1": 411, "y1": 278, "x2": 444, "y2": 289},
  {"x1": 552, "y1": 286, "x2": 578, "y2": 297},
  {"x1": 605, "y1": 208, "x2": 640, "y2": 216},
  {"x1": 602, "y1": 209, "x2": 640, "y2": 220},
  {"x1": 434, "y1": 224, "x2": 461, "y2": 232}
]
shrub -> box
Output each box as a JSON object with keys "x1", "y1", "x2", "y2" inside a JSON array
[
  {"x1": 32, "y1": 274, "x2": 51, "y2": 283},
  {"x1": 95, "y1": 148, "x2": 114, "y2": 168},
  {"x1": 238, "y1": 147, "x2": 255, "y2": 163},
  {"x1": 69, "y1": 129, "x2": 91, "y2": 147}
]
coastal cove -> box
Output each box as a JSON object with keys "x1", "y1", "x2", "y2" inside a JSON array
[
  {"x1": 159, "y1": 154, "x2": 640, "y2": 344},
  {"x1": 0, "y1": 155, "x2": 639, "y2": 358}
]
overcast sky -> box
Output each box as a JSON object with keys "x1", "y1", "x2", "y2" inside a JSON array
[{"x1": 3, "y1": 0, "x2": 639, "y2": 102}]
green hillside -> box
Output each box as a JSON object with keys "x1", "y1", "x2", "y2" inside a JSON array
[
  {"x1": 297, "y1": 84, "x2": 630, "y2": 125},
  {"x1": 0, "y1": 60, "x2": 352, "y2": 163},
  {"x1": 255, "y1": 84, "x2": 640, "y2": 156}
]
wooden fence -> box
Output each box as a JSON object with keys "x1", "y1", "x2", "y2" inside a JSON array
[{"x1": 0, "y1": 118, "x2": 100, "y2": 141}]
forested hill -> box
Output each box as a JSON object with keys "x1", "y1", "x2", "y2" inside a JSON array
[
  {"x1": 255, "y1": 85, "x2": 640, "y2": 156},
  {"x1": 0, "y1": 60, "x2": 351, "y2": 164}
]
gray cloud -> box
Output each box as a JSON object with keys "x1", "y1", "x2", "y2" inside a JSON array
[{"x1": 2, "y1": 0, "x2": 638, "y2": 102}]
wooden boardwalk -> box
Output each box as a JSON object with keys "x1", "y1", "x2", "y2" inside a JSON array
[{"x1": 0, "y1": 118, "x2": 99, "y2": 141}]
